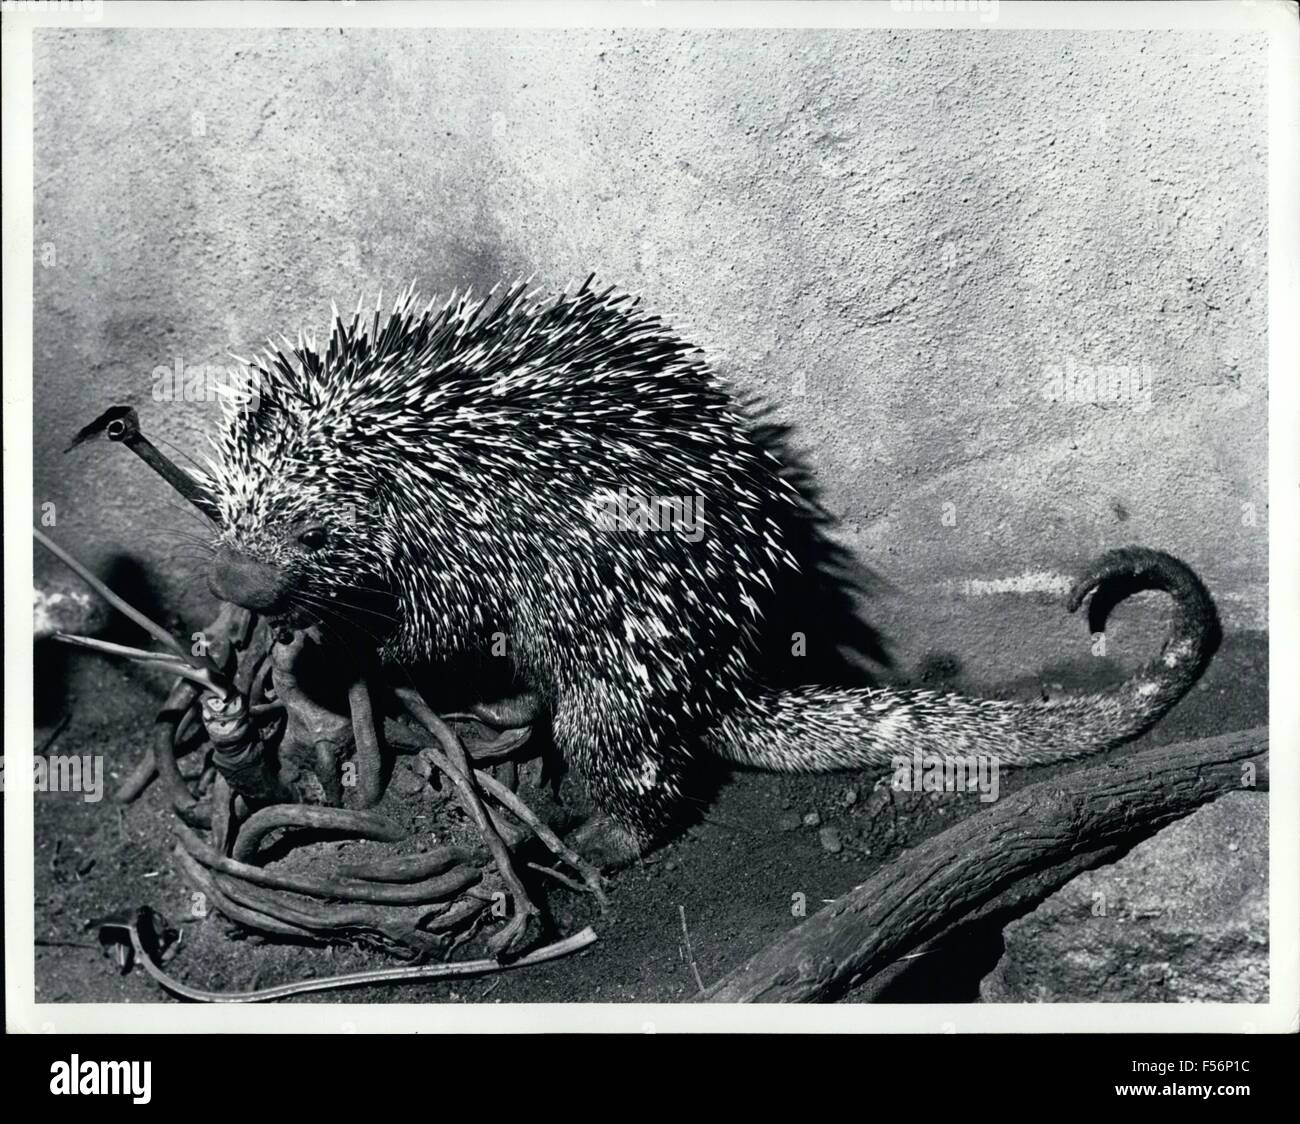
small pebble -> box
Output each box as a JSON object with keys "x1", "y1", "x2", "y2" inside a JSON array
[
  {"x1": 388, "y1": 769, "x2": 428, "y2": 798},
  {"x1": 819, "y1": 827, "x2": 843, "y2": 854},
  {"x1": 802, "y1": 811, "x2": 821, "y2": 828},
  {"x1": 778, "y1": 813, "x2": 801, "y2": 833},
  {"x1": 844, "y1": 787, "x2": 858, "y2": 806}
]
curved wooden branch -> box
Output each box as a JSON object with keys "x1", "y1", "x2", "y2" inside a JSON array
[
  {"x1": 177, "y1": 824, "x2": 480, "y2": 905},
  {"x1": 230, "y1": 804, "x2": 407, "y2": 863},
  {"x1": 700, "y1": 726, "x2": 1269, "y2": 1003}
]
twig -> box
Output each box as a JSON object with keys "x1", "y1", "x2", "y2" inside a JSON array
[
  {"x1": 115, "y1": 747, "x2": 157, "y2": 803},
  {"x1": 526, "y1": 861, "x2": 591, "y2": 895},
  {"x1": 107, "y1": 900, "x2": 597, "y2": 1003},
  {"x1": 845, "y1": 842, "x2": 1127, "y2": 1002},
  {"x1": 37, "y1": 715, "x2": 71, "y2": 755},
  {"x1": 679, "y1": 904, "x2": 707, "y2": 994},
  {"x1": 475, "y1": 767, "x2": 609, "y2": 908},
  {"x1": 396, "y1": 687, "x2": 540, "y2": 955},
  {"x1": 34, "y1": 526, "x2": 230, "y2": 692},
  {"x1": 50, "y1": 632, "x2": 188, "y2": 667},
  {"x1": 154, "y1": 679, "x2": 202, "y2": 816},
  {"x1": 35, "y1": 527, "x2": 188, "y2": 659},
  {"x1": 55, "y1": 637, "x2": 228, "y2": 696}
]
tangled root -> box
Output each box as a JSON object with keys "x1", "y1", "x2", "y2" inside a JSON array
[{"x1": 135, "y1": 615, "x2": 606, "y2": 962}]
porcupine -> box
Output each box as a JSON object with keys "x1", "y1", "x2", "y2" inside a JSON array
[{"x1": 200, "y1": 278, "x2": 1220, "y2": 862}]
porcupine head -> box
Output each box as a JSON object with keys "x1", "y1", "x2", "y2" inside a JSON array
[{"x1": 200, "y1": 281, "x2": 1220, "y2": 858}]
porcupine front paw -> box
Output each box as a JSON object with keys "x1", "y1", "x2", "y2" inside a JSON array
[{"x1": 569, "y1": 814, "x2": 646, "y2": 872}]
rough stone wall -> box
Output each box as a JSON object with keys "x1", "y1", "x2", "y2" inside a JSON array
[{"x1": 32, "y1": 28, "x2": 1267, "y2": 679}]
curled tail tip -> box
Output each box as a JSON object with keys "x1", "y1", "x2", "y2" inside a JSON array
[
  {"x1": 1066, "y1": 544, "x2": 1221, "y2": 671},
  {"x1": 1067, "y1": 545, "x2": 1185, "y2": 610}
]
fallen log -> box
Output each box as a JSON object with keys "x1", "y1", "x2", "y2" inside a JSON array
[{"x1": 700, "y1": 726, "x2": 1268, "y2": 1003}]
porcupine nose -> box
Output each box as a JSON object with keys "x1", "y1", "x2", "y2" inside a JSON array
[{"x1": 207, "y1": 546, "x2": 290, "y2": 612}]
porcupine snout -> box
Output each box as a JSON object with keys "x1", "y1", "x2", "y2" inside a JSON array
[{"x1": 207, "y1": 545, "x2": 290, "y2": 612}]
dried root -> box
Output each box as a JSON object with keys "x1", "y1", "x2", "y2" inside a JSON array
[
  {"x1": 37, "y1": 459, "x2": 600, "y2": 994},
  {"x1": 230, "y1": 805, "x2": 409, "y2": 863},
  {"x1": 395, "y1": 686, "x2": 543, "y2": 956},
  {"x1": 168, "y1": 621, "x2": 600, "y2": 962}
]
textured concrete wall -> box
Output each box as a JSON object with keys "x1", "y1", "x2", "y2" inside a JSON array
[{"x1": 33, "y1": 28, "x2": 1267, "y2": 680}]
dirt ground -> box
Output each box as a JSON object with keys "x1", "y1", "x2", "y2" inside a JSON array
[{"x1": 30, "y1": 630, "x2": 1267, "y2": 1005}]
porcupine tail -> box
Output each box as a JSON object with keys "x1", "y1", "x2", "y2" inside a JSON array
[{"x1": 704, "y1": 547, "x2": 1221, "y2": 773}]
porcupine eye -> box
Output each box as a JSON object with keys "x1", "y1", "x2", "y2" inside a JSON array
[{"x1": 298, "y1": 526, "x2": 327, "y2": 550}]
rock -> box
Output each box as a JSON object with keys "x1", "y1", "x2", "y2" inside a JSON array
[
  {"x1": 802, "y1": 811, "x2": 821, "y2": 828},
  {"x1": 843, "y1": 786, "x2": 858, "y2": 807},
  {"x1": 34, "y1": 577, "x2": 109, "y2": 640},
  {"x1": 818, "y1": 827, "x2": 843, "y2": 854},
  {"x1": 386, "y1": 763, "x2": 429, "y2": 798},
  {"x1": 777, "y1": 812, "x2": 802, "y2": 833},
  {"x1": 980, "y1": 792, "x2": 1268, "y2": 1003}
]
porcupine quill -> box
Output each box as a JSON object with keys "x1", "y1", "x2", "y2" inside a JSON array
[{"x1": 191, "y1": 277, "x2": 1220, "y2": 857}]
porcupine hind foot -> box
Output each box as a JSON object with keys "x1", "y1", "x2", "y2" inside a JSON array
[
  {"x1": 551, "y1": 685, "x2": 694, "y2": 870},
  {"x1": 569, "y1": 815, "x2": 646, "y2": 872}
]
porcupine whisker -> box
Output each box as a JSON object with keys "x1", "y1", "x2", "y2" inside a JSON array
[
  {"x1": 286, "y1": 595, "x2": 392, "y2": 647},
  {"x1": 306, "y1": 607, "x2": 393, "y2": 657},
  {"x1": 293, "y1": 607, "x2": 356, "y2": 650},
  {"x1": 144, "y1": 540, "x2": 218, "y2": 566},
  {"x1": 294, "y1": 608, "x2": 396, "y2": 644},
  {"x1": 140, "y1": 540, "x2": 208, "y2": 560},
  {"x1": 332, "y1": 585, "x2": 401, "y2": 613},
  {"x1": 137, "y1": 535, "x2": 215, "y2": 562},
  {"x1": 144, "y1": 526, "x2": 216, "y2": 548},
  {"x1": 154, "y1": 485, "x2": 215, "y2": 520},
  {"x1": 329, "y1": 600, "x2": 400, "y2": 625},
  {"x1": 291, "y1": 576, "x2": 396, "y2": 601},
  {"x1": 280, "y1": 597, "x2": 358, "y2": 646},
  {"x1": 151, "y1": 431, "x2": 217, "y2": 487},
  {"x1": 158, "y1": 546, "x2": 217, "y2": 567},
  {"x1": 321, "y1": 579, "x2": 397, "y2": 598},
  {"x1": 154, "y1": 496, "x2": 218, "y2": 536},
  {"x1": 290, "y1": 589, "x2": 400, "y2": 625}
]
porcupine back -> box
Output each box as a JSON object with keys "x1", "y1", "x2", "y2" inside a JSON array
[{"x1": 203, "y1": 279, "x2": 1220, "y2": 842}]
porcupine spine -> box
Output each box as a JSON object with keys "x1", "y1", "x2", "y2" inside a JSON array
[
  {"x1": 708, "y1": 548, "x2": 1220, "y2": 775},
  {"x1": 709, "y1": 678, "x2": 1177, "y2": 772},
  {"x1": 205, "y1": 280, "x2": 1221, "y2": 844}
]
